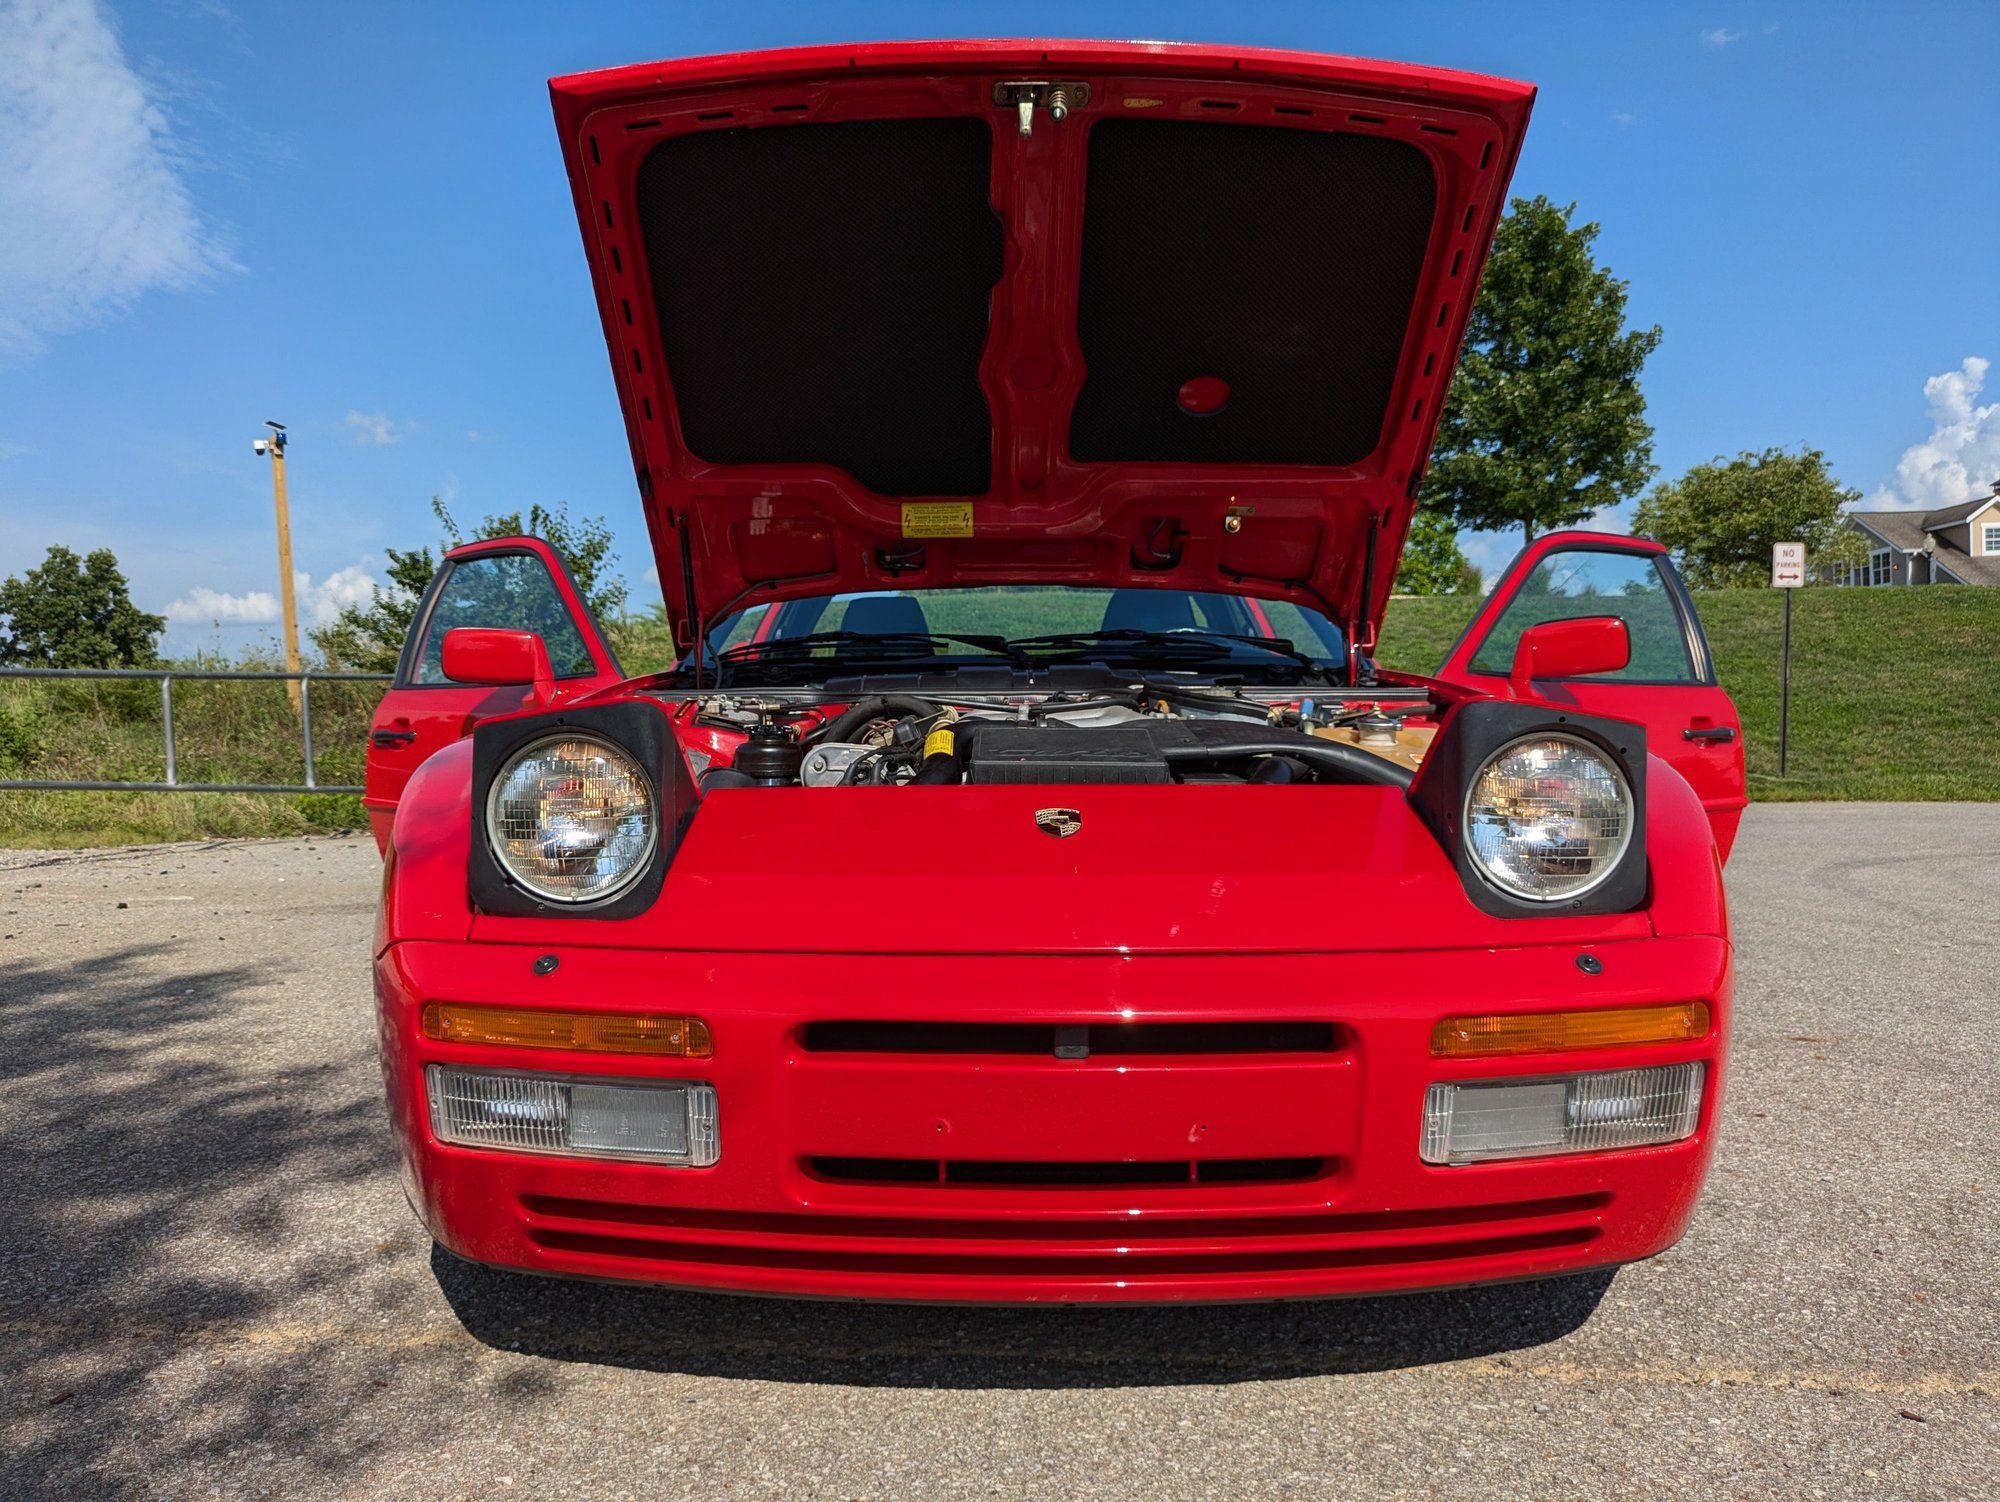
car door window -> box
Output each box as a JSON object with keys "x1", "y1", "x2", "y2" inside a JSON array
[
  {"x1": 1469, "y1": 549, "x2": 1698, "y2": 683},
  {"x1": 412, "y1": 552, "x2": 596, "y2": 683}
]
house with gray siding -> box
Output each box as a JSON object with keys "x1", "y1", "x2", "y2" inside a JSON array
[{"x1": 1839, "y1": 481, "x2": 2000, "y2": 586}]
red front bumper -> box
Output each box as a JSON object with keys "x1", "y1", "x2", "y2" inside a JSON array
[{"x1": 375, "y1": 936, "x2": 1730, "y2": 1303}]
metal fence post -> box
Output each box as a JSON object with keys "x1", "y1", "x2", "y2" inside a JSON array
[
  {"x1": 0, "y1": 665, "x2": 389, "y2": 794},
  {"x1": 161, "y1": 675, "x2": 177, "y2": 787},
  {"x1": 299, "y1": 672, "x2": 318, "y2": 790}
]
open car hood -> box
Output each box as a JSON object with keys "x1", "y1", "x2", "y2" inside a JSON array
[{"x1": 550, "y1": 40, "x2": 1533, "y2": 651}]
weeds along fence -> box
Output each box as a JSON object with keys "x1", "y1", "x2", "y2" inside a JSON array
[{"x1": 0, "y1": 668, "x2": 389, "y2": 794}]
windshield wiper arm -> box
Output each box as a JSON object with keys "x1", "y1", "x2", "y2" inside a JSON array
[
  {"x1": 1007, "y1": 628, "x2": 1317, "y2": 670},
  {"x1": 716, "y1": 630, "x2": 1026, "y2": 667}
]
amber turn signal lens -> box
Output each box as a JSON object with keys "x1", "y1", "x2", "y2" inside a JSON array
[
  {"x1": 1430, "y1": 1002, "x2": 1710, "y2": 1059},
  {"x1": 422, "y1": 1002, "x2": 712, "y2": 1057}
]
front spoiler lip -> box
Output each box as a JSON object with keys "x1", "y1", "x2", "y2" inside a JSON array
[{"x1": 376, "y1": 933, "x2": 1729, "y2": 1301}]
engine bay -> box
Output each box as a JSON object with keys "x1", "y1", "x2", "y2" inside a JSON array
[{"x1": 661, "y1": 684, "x2": 1439, "y2": 791}]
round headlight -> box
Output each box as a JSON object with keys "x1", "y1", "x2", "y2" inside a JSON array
[
  {"x1": 1463, "y1": 733, "x2": 1634, "y2": 903},
  {"x1": 485, "y1": 734, "x2": 657, "y2": 904}
]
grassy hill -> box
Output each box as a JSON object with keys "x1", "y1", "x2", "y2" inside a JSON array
[{"x1": 1376, "y1": 586, "x2": 2000, "y2": 801}]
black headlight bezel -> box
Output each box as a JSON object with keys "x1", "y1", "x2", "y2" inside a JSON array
[
  {"x1": 468, "y1": 700, "x2": 694, "y2": 919},
  {"x1": 1407, "y1": 699, "x2": 1649, "y2": 919}
]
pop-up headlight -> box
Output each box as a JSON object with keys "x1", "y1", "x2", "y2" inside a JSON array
[
  {"x1": 487, "y1": 733, "x2": 656, "y2": 903},
  {"x1": 468, "y1": 701, "x2": 692, "y2": 919}
]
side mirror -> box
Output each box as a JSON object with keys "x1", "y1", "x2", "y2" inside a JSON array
[
  {"x1": 442, "y1": 627, "x2": 555, "y2": 709},
  {"x1": 1509, "y1": 615, "x2": 1631, "y2": 696}
]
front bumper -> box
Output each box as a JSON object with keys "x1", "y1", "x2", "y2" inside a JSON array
[{"x1": 375, "y1": 936, "x2": 1730, "y2": 1303}]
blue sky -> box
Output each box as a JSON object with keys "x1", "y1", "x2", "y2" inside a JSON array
[{"x1": 2, "y1": 0, "x2": 1995, "y2": 657}]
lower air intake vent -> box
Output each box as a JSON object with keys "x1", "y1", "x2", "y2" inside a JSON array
[
  {"x1": 802, "y1": 1020, "x2": 1338, "y2": 1055},
  {"x1": 808, "y1": 1157, "x2": 1329, "y2": 1188}
]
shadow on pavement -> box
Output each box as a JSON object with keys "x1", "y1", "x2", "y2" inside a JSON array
[
  {"x1": 432, "y1": 1244, "x2": 1614, "y2": 1389},
  {"x1": 0, "y1": 943, "x2": 405, "y2": 1499}
]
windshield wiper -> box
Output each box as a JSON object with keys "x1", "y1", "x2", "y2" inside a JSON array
[
  {"x1": 1006, "y1": 628, "x2": 1320, "y2": 671},
  {"x1": 716, "y1": 630, "x2": 1027, "y2": 668}
]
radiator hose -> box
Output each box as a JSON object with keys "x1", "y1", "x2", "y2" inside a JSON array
[{"x1": 817, "y1": 695, "x2": 940, "y2": 745}]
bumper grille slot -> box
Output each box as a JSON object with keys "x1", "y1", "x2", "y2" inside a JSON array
[
  {"x1": 808, "y1": 1156, "x2": 1328, "y2": 1188},
  {"x1": 802, "y1": 1020, "x2": 1338, "y2": 1056}
]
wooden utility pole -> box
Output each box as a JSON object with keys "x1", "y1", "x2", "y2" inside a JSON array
[{"x1": 258, "y1": 422, "x2": 304, "y2": 715}]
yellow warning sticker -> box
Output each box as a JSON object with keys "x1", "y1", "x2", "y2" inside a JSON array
[{"x1": 901, "y1": 502, "x2": 974, "y2": 538}]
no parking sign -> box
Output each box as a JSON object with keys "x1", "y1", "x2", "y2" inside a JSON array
[
  {"x1": 1771, "y1": 541, "x2": 1806, "y2": 588},
  {"x1": 1772, "y1": 541, "x2": 1806, "y2": 774}
]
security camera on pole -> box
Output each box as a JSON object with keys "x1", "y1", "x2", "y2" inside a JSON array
[
  {"x1": 252, "y1": 421, "x2": 304, "y2": 716},
  {"x1": 1771, "y1": 541, "x2": 1806, "y2": 777}
]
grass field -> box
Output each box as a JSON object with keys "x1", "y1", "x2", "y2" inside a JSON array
[
  {"x1": 0, "y1": 662, "x2": 378, "y2": 848},
  {"x1": 3, "y1": 586, "x2": 1992, "y2": 846},
  {"x1": 1375, "y1": 586, "x2": 2000, "y2": 801}
]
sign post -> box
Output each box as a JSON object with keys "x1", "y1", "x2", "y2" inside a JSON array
[{"x1": 1771, "y1": 542, "x2": 1806, "y2": 777}]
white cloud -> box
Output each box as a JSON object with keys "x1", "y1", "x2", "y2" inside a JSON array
[
  {"x1": 466, "y1": 428, "x2": 486, "y2": 442},
  {"x1": 1700, "y1": 27, "x2": 1744, "y2": 48},
  {"x1": 1611, "y1": 111, "x2": 1636, "y2": 127},
  {"x1": 163, "y1": 563, "x2": 388, "y2": 627},
  {"x1": 0, "y1": 0, "x2": 231, "y2": 354},
  {"x1": 345, "y1": 410, "x2": 403, "y2": 446},
  {"x1": 298, "y1": 563, "x2": 382, "y2": 624},
  {"x1": 1869, "y1": 356, "x2": 2000, "y2": 512},
  {"x1": 164, "y1": 584, "x2": 276, "y2": 623},
  {"x1": 0, "y1": 439, "x2": 34, "y2": 458}
]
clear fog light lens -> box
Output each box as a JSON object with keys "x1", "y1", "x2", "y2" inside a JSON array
[
  {"x1": 1420, "y1": 1062, "x2": 1704, "y2": 1165},
  {"x1": 486, "y1": 734, "x2": 656, "y2": 903},
  {"x1": 1464, "y1": 733, "x2": 1633, "y2": 902},
  {"x1": 427, "y1": 1065, "x2": 718, "y2": 1165}
]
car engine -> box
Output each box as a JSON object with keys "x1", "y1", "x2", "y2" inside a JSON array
[{"x1": 673, "y1": 691, "x2": 1436, "y2": 790}]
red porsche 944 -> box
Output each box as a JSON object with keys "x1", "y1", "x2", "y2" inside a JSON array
[{"x1": 367, "y1": 41, "x2": 1746, "y2": 1303}]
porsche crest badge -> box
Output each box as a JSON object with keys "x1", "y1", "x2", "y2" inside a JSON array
[{"x1": 1034, "y1": 807, "x2": 1082, "y2": 839}]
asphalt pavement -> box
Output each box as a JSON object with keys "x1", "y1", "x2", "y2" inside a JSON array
[{"x1": 2, "y1": 804, "x2": 1995, "y2": 1500}]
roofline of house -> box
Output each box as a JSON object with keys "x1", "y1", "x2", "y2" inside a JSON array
[
  {"x1": 1848, "y1": 494, "x2": 2000, "y2": 536},
  {"x1": 1845, "y1": 515, "x2": 1922, "y2": 552}
]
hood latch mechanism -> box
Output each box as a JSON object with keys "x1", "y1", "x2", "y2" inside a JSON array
[{"x1": 994, "y1": 80, "x2": 1091, "y2": 138}]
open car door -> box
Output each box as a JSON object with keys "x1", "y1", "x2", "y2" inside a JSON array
[
  {"x1": 362, "y1": 536, "x2": 623, "y2": 852},
  {"x1": 1431, "y1": 531, "x2": 1748, "y2": 861}
]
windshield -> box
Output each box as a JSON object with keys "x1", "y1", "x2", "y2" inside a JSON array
[{"x1": 691, "y1": 587, "x2": 1348, "y2": 685}]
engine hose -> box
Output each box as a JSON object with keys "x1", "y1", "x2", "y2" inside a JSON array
[
  {"x1": 1249, "y1": 755, "x2": 1311, "y2": 784},
  {"x1": 1159, "y1": 739, "x2": 1414, "y2": 788},
  {"x1": 817, "y1": 695, "x2": 940, "y2": 745},
  {"x1": 909, "y1": 718, "x2": 965, "y2": 784}
]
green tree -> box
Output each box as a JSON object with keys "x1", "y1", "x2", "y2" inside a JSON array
[
  {"x1": 1424, "y1": 196, "x2": 1663, "y2": 545},
  {"x1": 0, "y1": 546, "x2": 165, "y2": 667},
  {"x1": 311, "y1": 498, "x2": 626, "y2": 672},
  {"x1": 1394, "y1": 509, "x2": 1484, "y2": 595},
  {"x1": 1633, "y1": 447, "x2": 1866, "y2": 589}
]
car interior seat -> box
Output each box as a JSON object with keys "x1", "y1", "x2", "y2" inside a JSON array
[
  {"x1": 839, "y1": 593, "x2": 933, "y2": 643},
  {"x1": 1100, "y1": 589, "x2": 1200, "y2": 634}
]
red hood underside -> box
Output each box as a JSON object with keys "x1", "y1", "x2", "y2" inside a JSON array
[{"x1": 550, "y1": 40, "x2": 1533, "y2": 647}]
